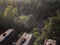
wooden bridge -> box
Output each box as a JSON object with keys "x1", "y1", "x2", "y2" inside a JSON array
[
  {"x1": 0, "y1": 29, "x2": 34, "y2": 45},
  {"x1": 0, "y1": 29, "x2": 17, "y2": 45},
  {"x1": 16, "y1": 32, "x2": 34, "y2": 45}
]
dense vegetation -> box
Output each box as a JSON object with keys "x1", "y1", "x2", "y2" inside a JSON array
[{"x1": 0, "y1": 0, "x2": 60, "y2": 45}]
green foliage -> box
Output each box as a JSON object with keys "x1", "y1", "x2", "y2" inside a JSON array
[
  {"x1": 56, "y1": 9, "x2": 60, "y2": 19},
  {"x1": 32, "y1": 27, "x2": 41, "y2": 45},
  {"x1": 22, "y1": 0, "x2": 31, "y2": 4},
  {"x1": 42, "y1": 15, "x2": 60, "y2": 40},
  {"x1": 12, "y1": 7, "x2": 17, "y2": 15},
  {"x1": 39, "y1": 11, "x2": 60, "y2": 45},
  {"x1": 4, "y1": 6, "x2": 18, "y2": 19},
  {"x1": 18, "y1": 15, "x2": 37, "y2": 29},
  {"x1": 0, "y1": 0, "x2": 60, "y2": 45},
  {"x1": 4, "y1": 6, "x2": 13, "y2": 17},
  {"x1": 32, "y1": 27, "x2": 39, "y2": 37},
  {"x1": 19, "y1": 15, "x2": 29, "y2": 22}
]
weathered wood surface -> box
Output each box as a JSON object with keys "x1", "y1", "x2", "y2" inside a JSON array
[
  {"x1": 0, "y1": 29, "x2": 17, "y2": 45},
  {"x1": 16, "y1": 32, "x2": 26, "y2": 45},
  {"x1": 0, "y1": 29, "x2": 7, "y2": 35},
  {"x1": 44, "y1": 39, "x2": 56, "y2": 45},
  {"x1": 16, "y1": 32, "x2": 34, "y2": 45}
]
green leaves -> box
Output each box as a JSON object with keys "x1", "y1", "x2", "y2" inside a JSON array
[
  {"x1": 4, "y1": 6, "x2": 13, "y2": 17},
  {"x1": 4, "y1": 6, "x2": 17, "y2": 17},
  {"x1": 22, "y1": 0, "x2": 31, "y2": 4},
  {"x1": 32, "y1": 27, "x2": 41, "y2": 45},
  {"x1": 19, "y1": 15, "x2": 29, "y2": 22},
  {"x1": 42, "y1": 14, "x2": 60, "y2": 40},
  {"x1": 12, "y1": 7, "x2": 17, "y2": 15}
]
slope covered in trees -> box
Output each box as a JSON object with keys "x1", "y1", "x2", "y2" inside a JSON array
[{"x1": 0, "y1": 0, "x2": 60, "y2": 45}]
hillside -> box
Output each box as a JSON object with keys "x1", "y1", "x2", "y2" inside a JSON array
[{"x1": 0, "y1": 0, "x2": 60, "y2": 45}]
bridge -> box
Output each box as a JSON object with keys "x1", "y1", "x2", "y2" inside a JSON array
[
  {"x1": 16, "y1": 32, "x2": 34, "y2": 45},
  {"x1": 0, "y1": 29, "x2": 34, "y2": 45}
]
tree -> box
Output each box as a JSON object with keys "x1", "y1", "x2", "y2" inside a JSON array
[
  {"x1": 4, "y1": 6, "x2": 13, "y2": 17},
  {"x1": 42, "y1": 15, "x2": 60, "y2": 41}
]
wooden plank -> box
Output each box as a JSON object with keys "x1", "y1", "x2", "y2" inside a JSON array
[
  {"x1": 0, "y1": 29, "x2": 17, "y2": 45},
  {"x1": 16, "y1": 32, "x2": 27, "y2": 45},
  {"x1": 16, "y1": 33, "x2": 34, "y2": 45},
  {"x1": 44, "y1": 39, "x2": 56, "y2": 45}
]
